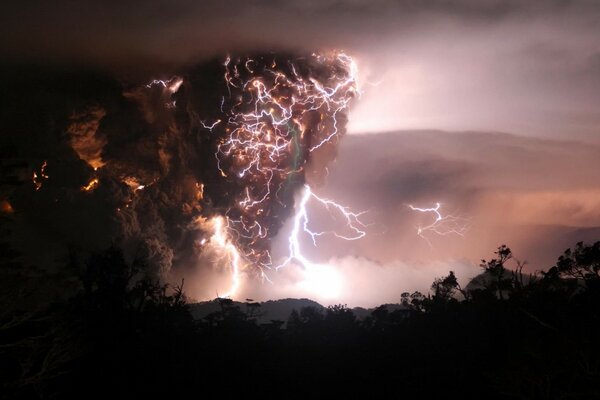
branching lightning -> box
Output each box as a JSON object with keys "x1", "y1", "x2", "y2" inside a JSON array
[
  {"x1": 198, "y1": 51, "x2": 361, "y2": 297},
  {"x1": 276, "y1": 184, "x2": 367, "y2": 270},
  {"x1": 145, "y1": 77, "x2": 183, "y2": 108},
  {"x1": 145, "y1": 77, "x2": 183, "y2": 93},
  {"x1": 409, "y1": 203, "x2": 471, "y2": 247}
]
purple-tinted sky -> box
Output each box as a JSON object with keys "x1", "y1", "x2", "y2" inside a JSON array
[{"x1": 2, "y1": 0, "x2": 600, "y2": 305}]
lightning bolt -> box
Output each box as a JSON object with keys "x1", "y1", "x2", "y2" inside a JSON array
[
  {"x1": 409, "y1": 203, "x2": 471, "y2": 247},
  {"x1": 276, "y1": 184, "x2": 367, "y2": 271},
  {"x1": 209, "y1": 216, "x2": 242, "y2": 298},
  {"x1": 145, "y1": 77, "x2": 183, "y2": 93}
]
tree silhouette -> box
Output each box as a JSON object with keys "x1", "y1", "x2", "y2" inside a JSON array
[
  {"x1": 555, "y1": 241, "x2": 600, "y2": 283},
  {"x1": 3, "y1": 241, "x2": 600, "y2": 399},
  {"x1": 431, "y1": 271, "x2": 467, "y2": 302},
  {"x1": 479, "y1": 245, "x2": 514, "y2": 299}
]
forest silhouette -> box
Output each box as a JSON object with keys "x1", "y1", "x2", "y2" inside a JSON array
[{"x1": 1, "y1": 241, "x2": 599, "y2": 399}]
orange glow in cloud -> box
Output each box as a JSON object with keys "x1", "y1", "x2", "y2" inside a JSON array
[{"x1": 1, "y1": 200, "x2": 14, "y2": 214}]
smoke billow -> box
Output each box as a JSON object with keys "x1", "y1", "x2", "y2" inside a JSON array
[{"x1": 0, "y1": 52, "x2": 357, "y2": 296}]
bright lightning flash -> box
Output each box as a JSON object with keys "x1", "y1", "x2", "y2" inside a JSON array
[
  {"x1": 275, "y1": 184, "x2": 367, "y2": 299},
  {"x1": 209, "y1": 216, "x2": 242, "y2": 298},
  {"x1": 278, "y1": 184, "x2": 366, "y2": 269}
]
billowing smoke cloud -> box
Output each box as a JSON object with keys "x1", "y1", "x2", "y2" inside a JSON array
[{"x1": 0, "y1": 52, "x2": 357, "y2": 298}]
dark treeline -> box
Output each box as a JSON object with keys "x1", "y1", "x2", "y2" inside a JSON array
[{"x1": 1, "y1": 242, "x2": 600, "y2": 399}]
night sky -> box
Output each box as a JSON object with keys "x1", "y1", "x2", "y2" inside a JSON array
[{"x1": 2, "y1": 0, "x2": 600, "y2": 306}]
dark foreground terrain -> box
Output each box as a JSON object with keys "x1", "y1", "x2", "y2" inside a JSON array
[{"x1": 1, "y1": 242, "x2": 599, "y2": 399}]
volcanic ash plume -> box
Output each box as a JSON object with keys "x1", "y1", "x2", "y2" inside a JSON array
[
  {"x1": 5, "y1": 52, "x2": 358, "y2": 298},
  {"x1": 66, "y1": 106, "x2": 107, "y2": 171},
  {"x1": 185, "y1": 52, "x2": 358, "y2": 282}
]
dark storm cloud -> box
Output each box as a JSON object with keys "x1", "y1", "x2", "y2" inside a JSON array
[
  {"x1": 1, "y1": 0, "x2": 598, "y2": 67},
  {"x1": 2, "y1": 0, "x2": 599, "y2": 141},
  {"x1": 349, "y1": 157, "x2": 475, "y2": 205},
  {"x1": 314, "y1": 130, "x2": 600, "y2": 269},
  {"x1": 0, "y1": 51, "x2": 355, "y2": 295},
  {"x1": 326, "y1": 131, "x2": 600, "y2": 201},
  {"x1": 0, "y1": 67, "x2": 159, "y2": 272}
]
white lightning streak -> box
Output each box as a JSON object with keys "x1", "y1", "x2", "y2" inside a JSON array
[
  {"x1": 409, "y1": 203, "x2": 470, "y2": 246},
  {"x1": 277, "y1": 184, "x2": 367, "y2": 270},
  {"x1": 200, "y1": 119, "x2": 222, "y2": 131},
  {"x1": 211, "y1": 216, "x2": 242, "y2": 298},
  {"x1": 145, "y1": 77, "x2": 183, "y2": 93}
]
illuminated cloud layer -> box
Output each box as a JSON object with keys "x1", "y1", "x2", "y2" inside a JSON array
[{"x1": 2, "y1": 0, "x2": 600, "y2": 306}]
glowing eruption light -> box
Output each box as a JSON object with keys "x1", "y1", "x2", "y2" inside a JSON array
[
  {"x1": 32, "y1": 160, "x2": 49, "y2": 191},
  {"x1": 81, "y1": 178, "x2": 99, "y2": 192}
]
